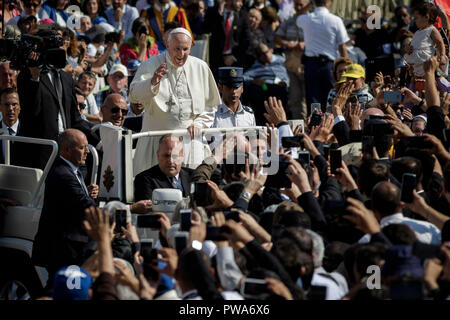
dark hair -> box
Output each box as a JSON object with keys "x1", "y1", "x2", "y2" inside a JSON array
[
  {"x1": 373, "y1": 135, "x2": 393, "y2": 158},
  {"x1": 261, "y1": 6, "x2": 278, "y2": 23},
  {"x1": 382, "y1": 224, "x2": 417, "y2": 245},
  {"x1": 271, "y1": 237, "x2": 314, "y2": 287},
  {"x1": 354, "y1": 243, "x2": 387, "y2": 281},
  {"x1": 275, "y1": 211, "x2": 311, "y2": 230},
  {"x1": 164, "y1": 21, "x2": 181, "y2": 32},
  {"x1": 0, "y1": 87, "x2": 18, "y2": 101},
  {"x1": 390, "y1": 157, "x2": 423, "y2": 185},
  {"x1": 412, "y1": 2, "x2": 439, "y2": 24},
  {"x1": 222, "y1": 182, "x2": 245, "y2": 201},
  {"x1": 322, "y1": 241, "x2": 351, "y2": 273},
  {"x1": 394, "y1": 5, "x2": 411, "y2": 17},
  {"x1": 358, "y1": 160, "x2": 390, "y2": 196},
  {"x1": 131, "y1": 18, "x2": 150, "y2": 35},
  {"x1": 371, "y1": 181, "x2": 402, "y2": 216}
]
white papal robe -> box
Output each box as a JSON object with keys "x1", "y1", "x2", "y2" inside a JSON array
[{"x1": 129, "y1": 52, "x2": 221, "y2": 176}]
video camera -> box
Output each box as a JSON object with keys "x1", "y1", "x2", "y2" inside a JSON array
[{"x1": 0, "y1": 29, "x2": 66, "y2": 70}]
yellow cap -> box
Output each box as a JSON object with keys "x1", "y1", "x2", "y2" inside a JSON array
[{"x1": 333, "y1": 64, "x2": 366, "y2": 88}]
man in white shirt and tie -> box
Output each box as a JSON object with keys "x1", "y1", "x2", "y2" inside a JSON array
[
  {"x1": 296, "y1": 0, "x2": 349, "y2": 112},
  {"x1": 0, "y1": 88, "x2": 21, "y2": 164}
]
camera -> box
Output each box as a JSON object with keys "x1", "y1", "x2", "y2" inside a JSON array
[
  {"x1": 0, "y1": 29, "x2": 65, "y2": 70},
  {"x1": 105, "y1": 32, "x2": 121, "y2": 44}
]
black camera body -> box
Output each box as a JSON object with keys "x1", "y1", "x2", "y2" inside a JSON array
[{"x1": 0, "y1": 31, "x2": 65, "y2": 70}]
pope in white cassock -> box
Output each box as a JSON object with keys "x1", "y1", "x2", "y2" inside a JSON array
[{"x1": 129, "y1": 28, "x2": 221, "y2": 176}]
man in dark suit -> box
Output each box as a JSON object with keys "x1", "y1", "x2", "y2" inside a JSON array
[
  {"x1": 202, "y1": 0, "x2": 251, "y2": 77},
  {"x1": 134, "y1": 134, "x2": 194, "y2": 204},
  {"x1": 16, "y1": 28, "x2": 98, "y2": 169},
  {"x1": 32, "y1": 129, "x2": 99, "y2": 293},
  {"x1": 0, "y1": 87, "x2": 22, "y2": 165}
]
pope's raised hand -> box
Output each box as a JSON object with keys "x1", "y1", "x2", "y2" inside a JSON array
[{"x1": 151, "y1": 63, "x2": 169, "y2": 86}]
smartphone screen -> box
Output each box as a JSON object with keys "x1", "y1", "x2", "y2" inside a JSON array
[
  {"x1": 401, "y1": 173, "x2": 417, "y2": 203},
  {"x1": 224, "y1": 210, "x2": 240, "y2": 222},
  {"x1": 330, "y1": 149, "x2": 342, "y2": 174},
  {"x1": 384, "y1": 91, "x2": 403, "y2": 103},
  {"x1": 310, "y1": 113, "x2": 322, "y2": 127},
  {"x1": 174, "y1": 232, "x2": 189, "y2": 255},
  {"x1": 241, "y1": 278, "x2": 269, "y2": 298},
  {"x1": 193, "y1": 182, "x2": 211, "y2": 207},
  {"x1": 282, "y1": 136, "x2": 303, "y2": 148},
  {"x1": 311, "y1": 103, "x2": 321, "y2": 114},
  {"x1": 296, "y1": 151, "x2": 310, "y2": 167},
  {"x1": 405, "y1": 136, "x2": 433, "y2": 150},
  {"x1": 137, "y1": 214, "x2": 161, "y2": 229},
  {"x1": 180, "y1": 209, "x2": 192, "y2": 232},
  {"x1": 205, "y1": 226, "x2": 228, "y2": 241},
  {"x1": 114, "y1": 209, "x2": 127, "y2": 234}
]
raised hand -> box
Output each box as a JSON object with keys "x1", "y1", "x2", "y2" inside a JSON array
[{"x1": 151, "y1": 63, "x2": 169, "y2": 86}]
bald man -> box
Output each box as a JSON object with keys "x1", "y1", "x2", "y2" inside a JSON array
[
  {"x1": 358, "y1": 181, "x2": 441, "y2": 244},
  {"x1": 130, "y1": 28, "x2": 221, "y2": 175},
  {"x1": 32, "y1": 129, "x2": 99, "y2": 294}
]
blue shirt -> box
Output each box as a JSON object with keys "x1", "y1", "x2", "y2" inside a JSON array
[{"x1": 243, "y1": 55, "x2": 290, "y2": 87}]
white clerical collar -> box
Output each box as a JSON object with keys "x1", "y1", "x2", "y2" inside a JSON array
[{"x1": 2, "y1": 120, "x2": 19, "y2": 134}]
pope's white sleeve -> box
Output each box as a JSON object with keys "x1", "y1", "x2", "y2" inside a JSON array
[
  {"x1": 216, "y1": 246, "x2": 243, "y2": 291},
  {"x1": 129, "y1": 64, "x2": 158, "y2": 103}
]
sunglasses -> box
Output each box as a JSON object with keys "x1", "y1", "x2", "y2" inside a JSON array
[
  {"x1": 111, "y1": 107, "x2": 128, "y2": 115},
  {"x1": 24, "y1": 2, "x2": 40, "y2": 8}
]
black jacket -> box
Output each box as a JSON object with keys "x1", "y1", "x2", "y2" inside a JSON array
[
  {"x1": 202, "y1": 7, "x2": 251, "y2": 75},
  {"x1": 134, "y1": 164, "x2": 194, "y2": 200},
  {"x1": 17, "y1": 68, "x2": 99, "y2": 169},
  {"x1": 32, "y1": 157, "x2": 97, "y2": 269}
]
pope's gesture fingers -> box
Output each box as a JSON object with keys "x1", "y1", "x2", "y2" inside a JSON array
[{"x1": 151, "y1": 63, "x2": 168, "y2": 86}]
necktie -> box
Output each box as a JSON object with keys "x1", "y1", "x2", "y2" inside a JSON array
[
  {"x1": 76, "y1": 169, "x2": 90, "y2": 197},
  {"x1": 52, "y1": 69, "x2": 67, "y2": 129},
  {"x1": 171, "y1": 176, "x2": 183, "y2": 193},
  {"x1": 7, "y1": 127, "x2": 14, "y2": 135},
  {"x1": 224, "y1": 11, "x2": 231, "y2": 52}
]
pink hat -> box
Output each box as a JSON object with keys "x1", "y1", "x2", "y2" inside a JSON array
[{"x1": 39, "y1": 18, "x2": 55, "y2": 24}]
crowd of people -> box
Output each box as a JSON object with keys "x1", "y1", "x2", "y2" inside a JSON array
[{"x1": 1, "y1": 0, "x2": 450, "y2": 301}]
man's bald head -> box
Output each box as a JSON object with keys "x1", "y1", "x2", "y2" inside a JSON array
[
  {"x1": 101, "y1": 93, "x2": 128, "y2": 127},
  {"x1": 361, "y1": 108, "x2": 384, "y2": 127},
  {"x1": 59, "y1": 129, "x2": 90, "y2": 167},
  {"x1": 371, "y1": 181, "x2": 402, "y2": 218}
]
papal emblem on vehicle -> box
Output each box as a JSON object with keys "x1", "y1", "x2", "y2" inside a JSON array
[{"x1": 103, "y1": 165, "x2": 114, "y2": 192}]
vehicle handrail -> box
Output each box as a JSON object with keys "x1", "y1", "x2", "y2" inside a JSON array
[
  {"x1": 131, "y1": 126, "x2": 267, "y2": 140},
  {"x1": 87, "y1": 144, "x2": 99, "y2": 185},
  {"x1": 0, "y1": 135, "x2": 58, "y2": 207}
]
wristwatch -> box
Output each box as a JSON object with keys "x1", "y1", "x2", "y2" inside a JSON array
[
  {"x1": 436, "y1": 71, "x2": 442, "y2": 79},
  {"x1": 190, "y1": 240, "x2": 203, "y2": 250},
  {"x1": 240, "y1": 191, "x2": 252, "y2": 201}
]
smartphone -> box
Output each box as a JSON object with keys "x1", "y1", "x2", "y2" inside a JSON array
[
  {"x1": 307, "y1": 285, "x2": 327, "y2": 300},
  {"x1": 297, "y1": 151, "x2": 310, "y2": 166},
  {"x1": 282, "y1": 136, "x2": 304, "y2": 148},
  {"x1": 365, "y1": 122, "x2": 394, "y2": 136},
  {"x1": 346, "y1": 94, "x2": 358, "y2": 105},
  {"x1": 405, "y1": 136, "x2": 433, "y2": 150},
  {"x1": 309, "y1": 113, "x2": 322, "y2": 127},
  {"x1": 114, "y1": 209, "x2": 127, "y2": 234},
  {"x1": 400, "y1": 173, "x2": 417, "y2": 203},
  {"x1": 384, "y1": 91, "x2": 403, "y2": 104},
  {"x1": 323, "y1": 144, "x2": 330, "y2": 159},
  {"x1": 180, "y1": 209, "x2": 192, "y2": 232},
  {"x1": 192, "y1": 182, "x2": 211, "y2": 207},
  {"x1": 414, "y1": 79, "x2": 425, "y2": 92},
  {"x1": 205, "y1": 226, "x2": 228, "y2": 241},
  {"x1": 311, "y1": 103, "x2": 321, "y2": 114},
  {"x1": 264, "y1": 155, "x2": 292, "y2": 188},
  {"x1": 240, "y1": 278, "x2": 269, "y2": 299},
  {"x1": 137, "y1": 214, "x2": 161, "y2": 229},
  {"x1": 141, "y1": 239, "x2": 157, "y2": 263},
  {"x1": 174, "y1": 231, "x2": 189, "y2": 255},
  {"x1": 224, "y1": 210, "x2": 240, "y2": 222},
  {"x1": 330, "y1": 149, "x2": 342, "y2": 174}
]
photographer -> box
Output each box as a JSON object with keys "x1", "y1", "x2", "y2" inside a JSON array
[{"x1": 15, "y1": 27, "x2": 99, "y2": 169}]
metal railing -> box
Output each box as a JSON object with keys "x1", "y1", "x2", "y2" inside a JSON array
[{"x1": 0, "y1": 135, "x2": 58, "y2": 207}]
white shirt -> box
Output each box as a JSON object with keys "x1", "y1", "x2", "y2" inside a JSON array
[
  {"x1": 213, "y1": 103, "x2": 256, "y2": 128},
  {"x1": 47, "y1": 72, "x2": 65, "y2": 133},
  {"x1": 84, "y1": 94, "x2": 100, "y2": 116},
  {"x1": 105, "y1": 4, "x2": 139, "y2": 40},
  {"x1": 359, "y1": 213, "x2": 441, "y2": 245},
  {"x1": 2, "y1": 120, "x2": 19, "y2": 159},
  {"x1": 296, "y1": 7, "x2": 349, "y2": 60},
  {"x1": 311, "y1": 267, "x2": 346, "y2": 300}
]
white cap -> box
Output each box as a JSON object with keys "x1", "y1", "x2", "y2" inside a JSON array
[
  {"x1": 413, "y1": 115, "x2": 427, "y2": 123},
  {"x1": 168, "y1": 27, "x2": 192, "y2": 40},
  {"x1": 87, "y1": 43, "x2": 97, "y2": 57},
  {"x1": 109, "y1": 63, "x2": 128, "y2": 77}
]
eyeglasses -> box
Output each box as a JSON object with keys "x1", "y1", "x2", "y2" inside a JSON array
[
  {"x1": 78, "y1": 103, "x2": 86, "y2": 110},
  {"x1": 111, "y1": 107, "x2": 128, "y2": 115},
  {"x1": 24, "y1": 2, "x2": 40, "y2": 8}
]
